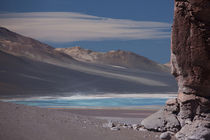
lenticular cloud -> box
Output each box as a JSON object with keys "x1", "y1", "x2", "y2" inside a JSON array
[{"x1": 0, "y1": 12, "x2": 171, "y2": 42}]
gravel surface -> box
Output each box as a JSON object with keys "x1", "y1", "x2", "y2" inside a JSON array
[{"x1": 0, "y1": 101, "x2": 165, "y2": 140}]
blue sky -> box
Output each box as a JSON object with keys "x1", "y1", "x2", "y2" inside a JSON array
[{"x1": 0, "y1": 0, "x2": 174, "y2": 63}]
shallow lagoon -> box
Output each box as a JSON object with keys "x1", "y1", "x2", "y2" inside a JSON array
[{"x1": 3, "y1": 94, "x2": 176, "y2": 108}]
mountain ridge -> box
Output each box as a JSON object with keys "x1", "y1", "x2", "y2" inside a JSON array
[
  {"x1": 0, "y1": 27, "x2": 76, "y2": 66},
  {"x1": 56, "y1": 46, "x2": 169, "y2": 73}
]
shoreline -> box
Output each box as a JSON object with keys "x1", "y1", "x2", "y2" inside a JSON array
[
  {"x1": 49, "y1": 105, "x2": 161, "y2": 110},
  {"x1": 0, "y1": 93, "x2": 177, "y2": 101}
]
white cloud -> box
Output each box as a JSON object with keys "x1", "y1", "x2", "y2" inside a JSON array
[{"x1": 0, "y1": 12, "x2": 171, "y2": 42}]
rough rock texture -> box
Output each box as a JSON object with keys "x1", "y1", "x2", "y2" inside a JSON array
[
  {"x1": 171, "y1": 0, "x2": 210, "y2": 98},
  {"x1": 175, "y1": 120, "x2": 210, "y2": 140},
  {"x1": 142, "y1": 0, "x2": 210, "y2": 139},
  {"x1": 171, "y1": 0, "x2": 210, "y2": 127},
  {"x1": 141, "y1": 98, "x2": 180, "y2": 132},
  {"x1": 160, "y1": 131, "x2": 174, "y2": 140}
]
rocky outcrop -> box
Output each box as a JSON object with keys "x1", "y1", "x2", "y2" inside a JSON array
[
  {"x1": 56, "y1": 47, "x2": 169, "y2": 73},
  {"x1": 56, "y1": 47, "x2": 97, "y2": 62},
  {"x1": 141, "y1": 98, "x2": 181, "y2": 132},
  {"x1": 171, "y1": 0, "x2": 210, "y2": 98},
  {"x1": 141, "y1": 0, "x2": 210, "y2": 139}
]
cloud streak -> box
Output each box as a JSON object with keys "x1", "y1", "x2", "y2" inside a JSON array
[{"x1": 0, "y1": 12, "x2": 171, "y2": 42}]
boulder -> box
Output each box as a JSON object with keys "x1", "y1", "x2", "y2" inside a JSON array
[
  {"x1": 175, "y1": 120, "x2": 210, "y2": 140},
  {"x1": 141, "y1": 108, "x2": 180, "y2": 132},
  {"x1": 110, "y1": 127, "x2": 120, "y2": 131},
  {"x1": 160, "y1": 131, "x2": 174, "y2": 140}
]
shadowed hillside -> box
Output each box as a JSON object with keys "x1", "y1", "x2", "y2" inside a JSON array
[
  {"x1": 0, "y1": 27, "x2": 76, "y2": 65},
  {"x1": 0, "y1": 27, "x2": 177, "y2": 97}
]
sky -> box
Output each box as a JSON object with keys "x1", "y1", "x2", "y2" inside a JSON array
[{"x1": 0, "y1": 0, "x2": 174, "y2": 63}]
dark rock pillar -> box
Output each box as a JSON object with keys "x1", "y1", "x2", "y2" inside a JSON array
[
  {"x1": 172, "y1": 0, "x2": 210, "y2": 125},
  {"x1": 141, "y1": 0, "x2": 210, "y2": 139}
]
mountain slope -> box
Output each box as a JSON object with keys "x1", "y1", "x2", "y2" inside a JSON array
[
  {"x1": 56, "y1": 47, "x2": 169, "y2": 73},
  {"x1": 0, "y1": 27, "x2": 177, "y2": 97},
  {"x1": 0, "y1": 50, "x2": 177, "y2": 97},
  {"x1": 0, "y1": 27, "x2": 75, "y2": 66}
]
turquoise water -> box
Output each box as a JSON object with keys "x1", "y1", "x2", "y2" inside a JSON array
[{"x1": 5, "y1": 97, "x2": 168, "y2": 108}]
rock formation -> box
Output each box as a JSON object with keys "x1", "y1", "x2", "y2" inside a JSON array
[{"x1": 141, "y1": 0, "x2": 210, "y2": 139}]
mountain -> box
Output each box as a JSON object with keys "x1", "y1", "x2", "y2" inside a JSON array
[
  {"x1": 0, "y1": 27, "x2": 75, "y2": 66},
  {"x1": 56, "y1": 47, "x2": 169, "y2": 73},
  {"x1": 0, "y1": 50, "x2": 177, "y2": 97},
  {"x1": 0, "y1": 27, "x2": 177, "y2": 97}
]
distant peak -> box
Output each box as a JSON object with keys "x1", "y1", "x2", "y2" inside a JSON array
[
  {"x1": 108, "y1": 50, "x2": 123, "y2": 53},
  {"x1": 56, "y1": 46, "x2": 94, "y2": 54},
  {"x1": 71, "y1": 46, "x2": 82, "y2": 50},
  {"x1": 106, "y1": 49, "x2": 136, "y2": 55}
]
